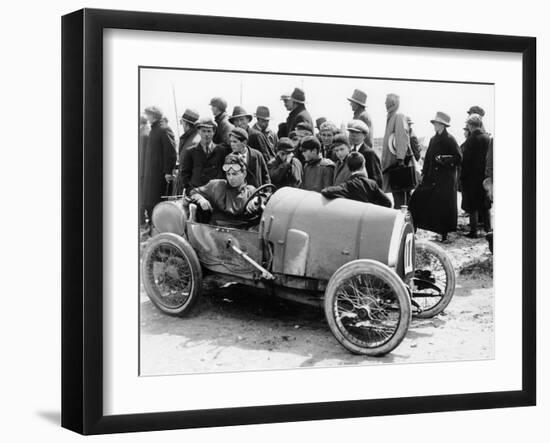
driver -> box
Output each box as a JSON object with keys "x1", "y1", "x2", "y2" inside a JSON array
[{"x1": 188, "y1": 154, "x2": 261, "y2": 226}]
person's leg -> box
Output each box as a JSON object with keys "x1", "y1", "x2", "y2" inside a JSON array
[
  {"x1": 483, "y1": 208, "x2": 492, "y2": 232},
  {"x1": 392, "y1": 191, "x2": 405, "y2": 209},
  {"x1": 467, "y1": 211, "x2": 479, "y2": 238}
]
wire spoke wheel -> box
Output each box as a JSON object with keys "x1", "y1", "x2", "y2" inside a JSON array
[
  {"x1": 142, "y1": 233, "x2": 202, "y2": 316},
  {"x1": 325, "y1": 260, "x2": 411, "y2": 356},
  {"x1": 412, "y1": 239, "x2": 455, "y2": 318}
]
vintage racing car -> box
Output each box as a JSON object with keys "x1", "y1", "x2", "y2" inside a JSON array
[{"x1": 141, "y1": 186, "x2": 455, "y2": 356}]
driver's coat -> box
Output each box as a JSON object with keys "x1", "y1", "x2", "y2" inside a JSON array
[{"x1": 190, "y1": 179, "x2": 256, "y2": 221}]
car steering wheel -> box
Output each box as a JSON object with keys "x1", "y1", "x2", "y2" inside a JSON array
[{"x1": 241, "y1": 183, "x2": 277, "y2": 218}]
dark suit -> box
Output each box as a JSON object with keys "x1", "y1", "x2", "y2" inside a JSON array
[
  {"x1": 278, "y1": 104, "x2": 313, "y2": 137},
  {"x1": 180, "y1": 142, "x2": 227, "y2": 194},
  {"x1": 321, "y1": 172, "x2": 391, "y2": 207}
]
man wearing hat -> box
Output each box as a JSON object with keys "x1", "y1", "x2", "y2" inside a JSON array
[
  {"x1": 180, "y1": 117, "x2": 227, "y2": 195},
  {"x1": 173, "y1": 108, "x2": 201, "y2": 195},
  {"x1": 322, "y1": 152, "x2": 392, "y2": 208},
  {"x1": 188, "y1": 154, "x2": 261, "y2": 227},
  {"x1": 300, "y1": 136, "x2": 335, "y2": 193},
  {"x1": 228, "y1": 105, "x2": 272, "y2": 162},
  {"x1": 291, "y1": 121, "x2": 315, "y2": 166},
  {"x1": 278, "y1": 87, "x2": 314, "y2": 138},
  {"x1": 228, "y1": 126, "x2": 271, "y2": 188},
  {"x1": 347, "y1": 120, "x2": 383, "y2": 187},
  {"x1": 381, "y1": 93, "x2": 413, "y2": 208},
  {"x1": 406, "y1": 116, "x2": 421, "y2": 162},
  {"x1": 460, "y1": 113, "x2": 492, "y2": 238},
  {"x1": 141, "y1": 106, "x2": 177, "y2": 222},
  {"x1": 347, "y1": 89, "x2": 374, "y2": 148},
  {"x1": 252, "y1": 106, "x2": 278, "y2": 161},
  {"x1": 268, "y1": 137, "x2": 303, "y2": 189},
  {"x1": 408, "y1": 111, "x2": 462, "y2": 242},
  {"x1": 209, "y1": 97, "x2": 233, "y2": 146}
]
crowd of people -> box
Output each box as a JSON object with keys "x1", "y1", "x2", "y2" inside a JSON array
[{"x1": 139, "y1": 87, "x2": 493, "y2": 243}]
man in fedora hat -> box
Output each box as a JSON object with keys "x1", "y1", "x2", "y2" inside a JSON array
[
  {"x1": 180, "y1": 117, "x2": 228, "y2": 195},
  {"x1": 347, "y1": 120, "x2": 383, "y2": 187},
  {"x1": 460, "y1": 113, "x2": 492, "y2": 238},
  {"x1": 227, "y1": 126, "x2": 271, "y2": 188},
  {"x1": 209, "y1": 97, "x2": 233, "y2": 146},
  {"x1": 381, "y1": 93, "x2": 413, "y2": 208},
  {"x1": 268, "y1": 137, "x2": 303, "y2": 189},
  {"x1": 228, "y1": 105, "x2": 272, "y2": 162},
  {"x1": 347, "y1": 89, "x2": 374, "y2": 148},
  {"x1": 408, "y1": 111, "x2": 461, "y2": 242},
  {"x1": 173, "y1": 108, "x2": 201, "y2": 195},
  {"x1": 141, "y1": 106, "x2": 177, "y2": 221},
  {"x1": 278, "y1": 87, "x2": 314, "y2": 138},
  {"x1": 252, "y1": 105, "x2": 278, "y2": 161}
]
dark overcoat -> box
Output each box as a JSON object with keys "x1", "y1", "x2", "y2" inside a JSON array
[
  {"x1": 353, "y1": 143, "x2": 383, "y2": 188},
  {"x1": 460, "y1": 128, "x2": 491, "y2": 212},
  {"x1": 278, "y1": 104, "x2": 313, "y2": 137},
  {"x1": 180, "y1": 143, "x2": 227, "y2": 194},
  {"x1": 247, "y1": 126, "x2": 274, "y2": 163},
  {"x1": 173, "y1": 128, "x2": 201, "y2": 195},
  {"x1": 409, "y1": 128, "x2": 461, "y2": 234},
  {"x1": 142, "y1": 120, "x2": 177, "y2": 212},
  {"x1": 268, "y1": 156, "x2": 302, "y2": 189},
  {"x1": 321, "y1": 172, "x2": 392, "y2": 207},
  {"x1": 213, "y1": 112, "x2": 234, "y2": 146}
]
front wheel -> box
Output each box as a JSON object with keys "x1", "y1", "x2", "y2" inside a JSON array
[
  {"x1": 411, "y1": 239, "x2": 456, "y2": 318},
  {"x1": 141, "y1": 233, "x2": 202, "y2": 316},
  {"x1": 324, "y1": 260, "x2": 411, "y2": 356}
]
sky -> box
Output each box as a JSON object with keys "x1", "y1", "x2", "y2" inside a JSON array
[{"x1": 140, "y1": 68, "x2": 494, "y2": 145}]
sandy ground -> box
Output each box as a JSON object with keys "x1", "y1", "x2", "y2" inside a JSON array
[{"x1": 139, "y1": 212, "x2": 494, "y2": 376}]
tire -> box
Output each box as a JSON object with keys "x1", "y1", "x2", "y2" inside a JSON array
[
  {"x1": 324, "y1": 259, "x2": 412, "y2": 356},
  {"x1": 412, "y1": 239, "x2": 456, "y2": 318},
  {"x1": 141, "y1": 233, "x2": 202, "y2": 316}
]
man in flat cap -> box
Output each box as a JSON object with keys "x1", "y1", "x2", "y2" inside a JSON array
[
  {"x1": 347, "y1": 89, "x2": 374, "y2": 148},
  {"x1": 322, "y1": 152, "x2": 392, "y2": 207},
  {"x1": 278, "y1": 87, "x2": 314, "y2": 138},
  {"x1": 300, "y1": 136, "x2": 335, "y2": 193},
  {"x1": 228, "y1": 105, "x2": 273, "y2": 163},
  {"x1": 268, "y1": 137, "x2": 303, "y2": 189},
  {"x1": 252, "y1": 106, "x2": 278, "y2": 162},
  {"x1": 173, "y1": 109, "x2": 201, "y2": 195},
  {"x1": 460, "y1": 113, "x2": 492, "y2": 238},
  {"x1": 188, "y1": 154, "x2": 261, "y2": 227},
  {"x1": 180, "y1": 117, "x2": 227, "y2": 195},
  {"x1": 210, "y1": 97, "x2": 233, "y2": 146},
  {"x1": 141, "y1": 106, "x2": 177, "y2": 223},
  {"x1": 347, "y1": 120, "x2": 383, "y2": 187},
  {"x1": 381, "y1": 93, "x2": 413, "y2": 208},
  {"x1": 228, "y1": 126, "x2": 271, "y2": 188}
]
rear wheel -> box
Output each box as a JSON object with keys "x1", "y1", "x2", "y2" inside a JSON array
[
  {"x1": 412, "y1": 239, "x2": 455, "y2": 318},
  {"x1": 141, "y1": 233, "x2": 202, "y2": 316},
  {"x1": 324, "y1": 260, "x2": 411, "y2": 356}
]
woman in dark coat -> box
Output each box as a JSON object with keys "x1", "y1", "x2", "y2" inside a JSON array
[
  {"x1": 460, "y1": 114, "x2": 492, "y2": 237},
  {"x1": 409, "y1": 112, "x2": 461, "y2": 241},
  {"x1": 142, "y1": 107, "x2": 177, "y2": 220}
]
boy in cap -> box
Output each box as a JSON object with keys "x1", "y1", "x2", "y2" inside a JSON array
[
  {"x1": 268, "y1": 138, "x2": 303, "y2": 189},
  {"x1": 228, "y1": 127, "x2": 271, "y2": 188},
  {"x1": 347, "y1": 120, "x2": 383, "y2": 187},
  {"x1": 278, "y1": 87, "x2": 314, "y2": 138},
  {"x1": 322, "y1": 152, "x2": 391, "y2": 208},
  {"x1": 300, "y1": 136, "x2": 335, "y2": 193},
  {"x1": 180, "y1": 117, "x2": 227, "y2": 195},
  {"x1": 210, "y1": 97, "x2": 233, "y2": 146}
]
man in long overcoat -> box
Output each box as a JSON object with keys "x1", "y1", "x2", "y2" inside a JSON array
[
  {"x1": 381, "y1": 93, "x2": 413, "y2": 208},
  {"x1": 141, "y1": 106, "x2": 177, "y2": 220},
  {"x1": 278, "y1": 87, "x2": 314, "y2": 138},
  {"x1": 347, "y1": 89, "x2": 374, "y2": 148},
  {"x1": 460, "y1": 114, "x2": 492, "y2": 237},
  {"x1": 408, "y1": 112, "x2": 462, "y2": 241}
]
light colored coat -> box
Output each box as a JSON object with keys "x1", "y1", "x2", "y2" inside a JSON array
[{"x1": 381, "y1": 107, "x2": 410, "y2": 192}]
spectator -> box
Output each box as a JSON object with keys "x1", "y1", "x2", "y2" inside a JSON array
[
  {"x1": 347, "y1": 89, "x2": 374, "y2": 148},
  {"x1": 408, "y1": 112, "x2": 462, "y2": 242},
  {"x1": 180, "y1": 117, "x2": 227, "y2": 195},
  {"x1": 268, "y1": 137, "x2": 303, "y2": 189},
  {"x1": 347, "y1": 120, "x2": 383, "y2": 187},
  {"x1": 406, "y1": 116, "x2": 421, "y2": 161},
  {"x1": 460, "y1": 114, "x2": 492, "y2": 238},
  {"x1": 141, "y1": 106, "x2": 177, "y2": 221},
  {"x1": 228, "y1": 105, "x2": 272, "y2": 162},
  {"x1": 278, "y1": 87, "x2": 314, "y2": 138},
  {"x1": 301, "y1": 136, "x2": 334, "y2": 192},
  {"x1": 227, "y1": 127, "x2": 271, "y2": 188},
  {"x1": 332, "y1": 136, "x2": 352, "y2": 186},
  {"x1": 318, "y1": 121, "x2": 339, "y2": 161},
  {"x1": 173, "y1": 108, "x2": 200, "y2": 195},
  {"x1": 322, "y1": 152, "x2": 391, "y2": 207},
  {"x1": 252, "y1": 106, "x2": 278, "y2": 161},
  {"x1": 209, "y1": 97, "x2": 233, "y2": 146}
]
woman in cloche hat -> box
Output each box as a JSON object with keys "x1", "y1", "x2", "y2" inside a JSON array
[{"x1": 408, "y1": 111, "x2": 462, "y2": 242}]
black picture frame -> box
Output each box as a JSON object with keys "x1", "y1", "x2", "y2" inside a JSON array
[{"x1": 61, "y1": 8, "x2": 536, "y2": 435}]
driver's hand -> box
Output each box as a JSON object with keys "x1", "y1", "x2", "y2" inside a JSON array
[
  {"x1": 245, "y1": 198, "x2": 261, "y2": 214},
  {"x1": 198, "y1": 198, "x2": 212, "y2": 211}
]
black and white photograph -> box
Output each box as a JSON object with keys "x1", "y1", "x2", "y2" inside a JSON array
[{"x1": 138, "y1": 67, "x2": 495, "y2": 376}]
